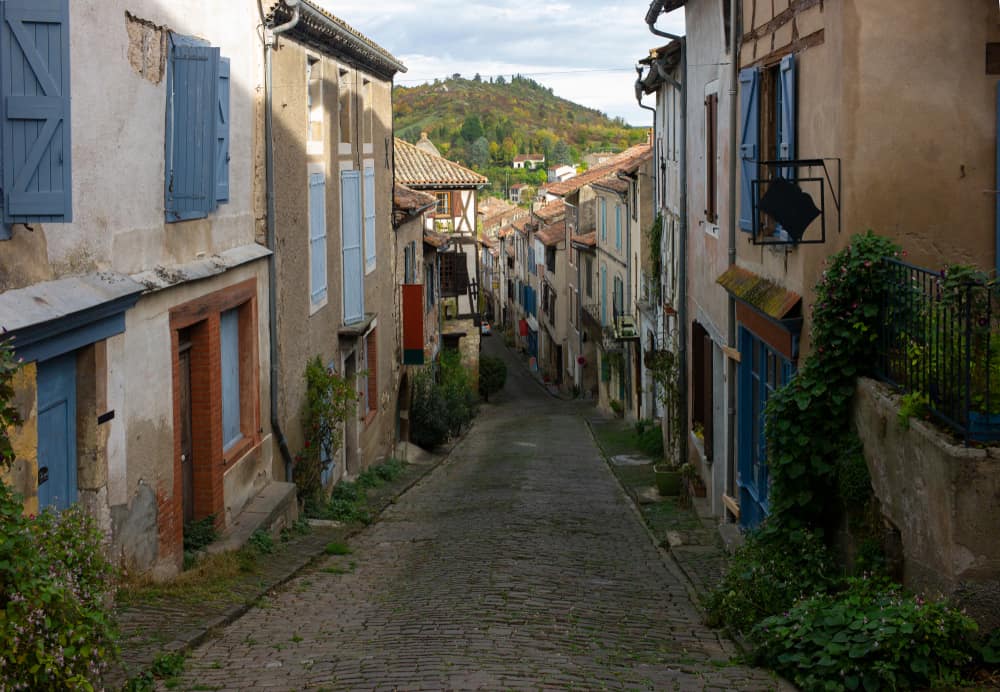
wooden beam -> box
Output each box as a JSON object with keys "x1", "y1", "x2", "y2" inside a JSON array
[
  {"x1": 723, "y1": 493, "x2": 741, "y2": 520},
  {"x1": 722, "y1": 345, "x2": 741, "y2": 362}
]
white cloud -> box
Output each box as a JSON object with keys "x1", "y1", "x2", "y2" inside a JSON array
[{"x1": 314, "y1": 1, "x2": 685, "y2": 125}]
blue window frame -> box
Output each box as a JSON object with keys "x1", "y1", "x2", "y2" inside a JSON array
[
  {"x1": 737, "y1": 327, "x2": 794, "y2": 529},
  {"x1": 615, "y1": 204, "x2": 621, "y2": 250},
  {"x1": 1, "y1": 0, "x2": 74, "y2": 234},
  {"x1": 164, "y1": 34, "x2": 230, "y2": 222},
  {"x1": 220, "y1": 307, "x2": 242, "y2": 451}
]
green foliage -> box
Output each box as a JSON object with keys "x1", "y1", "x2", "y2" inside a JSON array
[
  {"x1": 183, "y1": 514, "x2": 218, "y2": 554},
  {"x1": 975, "y1": 627, "x2": 1000, "y2": 665},
  {"x1": 836, "y1": 436, "x2": 873, "y2": 509},
  {"x1": 896, "y1": 391, "x2": 929, "y2": 430},
  {"x1": 636, "y1": 424, "x2": 664, "y2": 459},
  {"x1": 324, "y1": 541, "x2": 352, "y2": 556},
  {"x1": 764, "y1": 231, "x2": 901, "y2": 531},
  {"x1": 410, "y1": 352, "x2": 478, "y2": 449},
  {"x1": 248, "y1": 529, "x2": 274, "y2": 555},
  {"x1": 150, "y1": 651, "x2": 187, "y2": 679},
  {"x1": 648, "y1": 214, "x2": 663, "y2": 297},
  {"x1": 609, "y1": 399, "x2": 624, "y2": 416},
  {"x1": 646, "y1": 348, "x2": 681, "y2": 464},
  {"x1": 478, "y1": 355, "x2": 507, "y2": 401},
  {"x1": 305, "y1": 457, "x2": 407, "y2": 524},
  {"x1": 705, "y1": 526, "x2": 836, "y2": 635},
  {"x1": 750, "y1": 577, "x2": 978, "y2": 691},
  {"x1": 0, "y1": 481, "x2": 119, "y2": 689},
  {"x1": 294, "y1": 357, "x2": 358, "y2": 504},
  {"x1": 0, "y1": 338, "x2": 22, "y2": 469},
  {"x1": 356, "y1": 456, "x2": 406, "y2": 489}
]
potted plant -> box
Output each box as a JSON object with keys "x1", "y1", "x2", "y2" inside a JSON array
[
  {"x1": 680, "y1": 462, "x2": 707, "y2": 498},
  {"x1": 653, "y1": 462, "x2": 682, "y2": 496}
]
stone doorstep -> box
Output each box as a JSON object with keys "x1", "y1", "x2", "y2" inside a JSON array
[{"x1": 206, "y1": 481, "x2": 299, "y2": 555}]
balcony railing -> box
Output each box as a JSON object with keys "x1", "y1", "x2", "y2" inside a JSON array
[{"x1": 876, "y1": 258, "x2": 999, "y2": 442}]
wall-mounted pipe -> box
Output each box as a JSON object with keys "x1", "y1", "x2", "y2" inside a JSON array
[
  {"x1": 646, "y1": 2, "x2": 687, "y2": 466},
  {"x1": 726, "y1": 0, "x2": 740, "y2": 506},
  {"x1": 260, "y1": 0, "x2": 300, "y2": 482}
]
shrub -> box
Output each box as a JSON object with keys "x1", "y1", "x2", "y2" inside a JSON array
[
  {"x1": 636, "y1": 423, "x2": 664, "y2": 458},
  {"x1": 706, "y1": 525, "x2": 836, "y2": 635},
  {"x1": 478, "y1": 355, "x2": 507, "y2": 401},
  {"x1": 0, "y1": 482, "x2": 119, "y2": 688},
  {"x1": 750, "y1": 577, "x2": 978, "y2": 691},
  {"x1": 183, "y1": 514, "x2": 218, "y2": 553},
  {"x1": 409, "y1": 367, "x2": 450, "y2": 449},
  {"x1": 439, "y1": 349, "x2": 477, "y2": 436},
  {"x1": 294, "y1": 357, "x2": 358, "y2": 504}
]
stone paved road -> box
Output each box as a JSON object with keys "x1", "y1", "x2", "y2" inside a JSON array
[{"x1": 172, "y1": 338, "x2": 780, "y2": 690}]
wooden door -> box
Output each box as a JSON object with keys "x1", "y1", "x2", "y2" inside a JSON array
[
  {"x1": 37, "y1": 351, "x2": 77, "y2": 511},
  {"x1": 178, "y1": 339, "x2": 194, "y2": 525}
]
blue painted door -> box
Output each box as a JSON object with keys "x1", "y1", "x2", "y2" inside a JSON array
[
  {"x1": 737, "y1": 328, "x2": 793, "y2": 529},
  {"x1": 37, "y1": 351, "x2": 77, "y2": 511}
]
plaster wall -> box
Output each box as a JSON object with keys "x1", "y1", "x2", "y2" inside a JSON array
[
  {"x1": 0, "y1": 0, "x2": 262, "y2": 288},
  {"x1": 854, "y1": 378, "x2": 1000, "y2": 631}
]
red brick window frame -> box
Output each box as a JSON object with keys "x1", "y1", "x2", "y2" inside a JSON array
[
  {"x1": 169, "y1": 278, "x2": 261, "y2": 519},
  {"x1": 363, "y1": 327, "x2": 377, "y2": 425}
]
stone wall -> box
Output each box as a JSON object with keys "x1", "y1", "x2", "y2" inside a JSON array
[{"x1": 854, "y1": 377, "x2": 1000, "y2": 630}]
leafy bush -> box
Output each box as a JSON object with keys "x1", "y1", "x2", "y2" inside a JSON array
[
  {"x1": 750, "y1": 577, "x2": 978, "y2": 691},
  {"x1": 410, "y1": 352, "x2": 478, "y2": 449},
  {"x1": 478, "y1": 355, "x2": 507, "y2": 401},
  {"x1": 636, "y1": 424, "x2": 664, "y2": 459},
  {"x1": 0, "y1": 482, "x2": 119, "y2": 688},
  {"x1": 294, "y1": 357, "x2": 358, "y2": 504},
  {"x1": 183, "y1": 514, "x2": 218, "y2": 553},
  {"x1": 706, "y1": 526, "x2": 836, "y2": 635}
]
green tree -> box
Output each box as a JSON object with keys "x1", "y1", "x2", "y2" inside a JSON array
[
  {"x1": 551, "y1": 140, "x2": 572, "y2": 165},
  {"x1": 460, "y1": 114, "x2": 484, "y2": 142},
  {"x1": 468, "y1": 136, "x2": 490, "y2": 170}
]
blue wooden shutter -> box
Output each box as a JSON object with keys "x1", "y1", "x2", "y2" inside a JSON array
[
  {"x1": 37, "y1": 351, "x2": 77, "y2": 511},
  {"x1": 341, "y1": 170, "x2": 364, "y2": 323},
  {"x1": 215, "y1": 58, "x2": 230, "y2": 203},
  {"x1": 778, "y1": 54, "x2": 796, "y2": 180},
  {"x1": 601, "y1": 266, "x2": 607, "y2": 325},
  {"x1": 738, "y1": 67, "x2": 760, "y2": 232},
  {"x1": 615, "y1": 204, "x2": 621, "y2": 249},
  {"x1": 1, "y1": 0, "x2": 72, "y2": 225},
  {"x1": 309, "y1": 172, "x2": 327, "y2": 304},
  {"x1": 600, "y1": 198, "x2": 607, "y2": 241},
  {"x1": 363, "y1": 165, "x2": 376, "y2": 272},
  {"x1": 165, "y1": 38, "x2": 219, "y2": 222},
  {"x1": 220, "y1": 308, "x2": 242, "y2": 451}
]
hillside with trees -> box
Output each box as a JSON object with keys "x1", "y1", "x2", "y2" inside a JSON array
[{"x1": 394, "y1": 74, "x2": 647, "y2": 198}]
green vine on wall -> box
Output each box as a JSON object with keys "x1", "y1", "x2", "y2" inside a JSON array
[
  {"x1": 0, "y1": 339, "x2": 22, "y2": 470},
  {"x1": 764, "y1": 231, "x2": 901, "y2": 532},
  {"x1": 295, "y1": 356, "x2": 359, "y2": 505},
  {"x1": 647, "y1": 348, "x2": 681, "y2": 465}
]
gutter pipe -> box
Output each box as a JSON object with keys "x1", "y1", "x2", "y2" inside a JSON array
[
  {"x1": 726, "y1": 0, "x2": 740, "y2": 504},
  {"x1": 261, "y1": 0, "x2": 301, "y2": 482},
  {"x1": 646, "y1": 1, "x2": 688, "y2": 466}
]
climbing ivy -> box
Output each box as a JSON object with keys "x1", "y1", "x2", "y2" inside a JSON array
[
  {"x1": 764, "y1": 231, "x2": 901, "y2": 531},
  {"x1": 0, "y1": 339, "x2": 22, "y2": 470}
]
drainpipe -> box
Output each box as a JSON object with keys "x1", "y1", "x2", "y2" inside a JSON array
[
  {"x1": 726, "y1": 0, "x2": 740, "y2": 502},
  {"x1": 261, "y1": 0, "x2": 301, "y2": 482},
  {"x1": 646, "y1": 1, "x2": 687, "y2": 465}
]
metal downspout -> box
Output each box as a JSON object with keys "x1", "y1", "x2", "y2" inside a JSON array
[
  {"x1": 262, "y1": 0, "x2": 300, "y2": 482},
  {"x1": 726, "y1": 0, "x2": 740, "y2": 504},
  {"x1": 646, "y1": 4, "x2": 687, "y2": 465}
]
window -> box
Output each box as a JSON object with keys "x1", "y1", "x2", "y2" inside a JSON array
[
  {"x1": 600, "y1": 198, "x2": 607, "y2": 241},
  {"x1": 338, "y1": 67, "x2": 351, "y2": 145},
  {"x1": 403, "y1": 241, "x2": 418, "y2": 283},
  {"x1": 614, "y1": 204, "x2": 622, "y2": 250},
  {"x1": 341, "y1": 170, "x2": 364, "y2": 323},
  {"x1": 362, "y1": 78, "x2": 373, "y2": 145},
  {"x1": 363, "y1": 164, "x2": 376, "y2": 273},
  {"x1": 425, "y1": 261, "x2": 436, "y2": 311},
  {"x1": 600, "y1": 265, "x2": 607, "y2": 325},
  {"x1": 363, "y1": 328, "x2": 377, "y2": 420},
  {"x1": 545, "y1": 246, "x2": 556, "y2": 273},
  {"x1": 434, "y1": 192, "x2": 451, "y2": 216},
  {"x1": 309, "y1": 171, "x2": 327, "y2": 307},
  {"x1": 705, "y1": 93, "x2": 718, "y2": 223},
  {"x1": 613, "y1": 276, "x2": 624, "y2": 319},
  {"x1": 691, "y1": 322, "x2": 714, "y2": 461},
  {"x1": 307, "y1": 56, "x2": 322, "y2": 154},
  {"x1": 739, "y1": 54, "x2": 796, "y2": 233},
  {"x1": 220, "y1": 308, "x2": 242, "y2": 451},
  {"x1": 165, "y1": 35, "x2": 230, "y2": 221},
  {"x1": 585, "y1": 256, "x2": 594, "y2": 297},
  {"x1": 1, "y1": 0, "x2": 73, "y2": 235}
]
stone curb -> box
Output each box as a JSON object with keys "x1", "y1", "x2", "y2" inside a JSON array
[{"x1": 116, "y1": 431, "x2": 468, "y2": 687}]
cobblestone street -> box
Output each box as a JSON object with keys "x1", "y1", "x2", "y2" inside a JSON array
[{"x1": 171, "y1": 338, "x2": 780, "y2": 690}]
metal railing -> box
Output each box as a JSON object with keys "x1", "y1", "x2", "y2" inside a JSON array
[{"x1": 876, "y1": 258, "x2": 999, "y2": 443}]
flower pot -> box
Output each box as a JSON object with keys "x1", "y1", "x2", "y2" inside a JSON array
[
  {"x1": 685, "y1": 476, "x2": 707, "y2": 498},
  {"x1": 653, "y1": 464, "x2": 682, "y2": 496}
]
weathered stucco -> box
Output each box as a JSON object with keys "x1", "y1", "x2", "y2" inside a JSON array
[
  {"x1": 854, "y1": 378, "x2": 1000, "y2": 630},
  {"x1": 5, "y1": 363, "x2": 39, "y2": 516}
]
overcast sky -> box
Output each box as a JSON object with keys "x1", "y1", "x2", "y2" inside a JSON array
[{"x1": 318, "y1": 1, "x2": 686, "y2": 127}]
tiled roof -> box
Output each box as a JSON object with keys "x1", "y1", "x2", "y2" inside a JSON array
[
  {"x1": 395, "y1": 138, "x2": 488, "y2": 189},
  {"x1": 479, "y1": 198, "x2": 526, "y2": 230},
  {"x1": 264, "y1": 1, "x2": 405, "y2": 77},
  {"x1": 479, "y1": 235, "x2": 496, "y2": 248},
  {"x1": 536, "y1": 221, "x2": 566, "y2": 247},
  {"x1": 533, "y1": 199, "x2": 566, "y2": 223},
  {"x1": 498, "y1": 225, "x2": 515, "y2": 238},
  {"x1": 511, "y1": 217, "x2": 533, "y2": 234},
  {"x1": 393, "y1": 183, "x2": 436, "y2": 213},
  {"x1": 514, "y1": 154, "x2": 544, "y2": 162},
  {"x1": 716, "y1": 266, "x2": 801, "y2": 319},
  {"x1": 572, "y1": 231, "x2": 597, "y2": 248},
  {"x1": 423, "y1": 230, "x2": 451, "y2": 249},
  {"x1": 545, "y1": 143, "x2": 651, "y2": 197},
  {"x1": 592, "y1": 173, "x2": 629, "y2": 194}
]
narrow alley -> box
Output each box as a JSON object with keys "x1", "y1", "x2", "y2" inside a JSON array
[{"x1": 169, "y1": 338, "x2": 779, "y2": 690}]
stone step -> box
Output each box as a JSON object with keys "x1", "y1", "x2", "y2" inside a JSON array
[{"x1": 206, "y1": 481, "x2": 298, "y2": 555}]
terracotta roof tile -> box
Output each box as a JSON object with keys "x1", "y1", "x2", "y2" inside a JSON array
[
  {"x1": 536, "y1": 220, "x2": 566, "y2": 247},
  {"x1": 533, "y1": 199, "x2": 566, "y2": 223},
  {"x1": 545, "y1": 143, "x2": 651, "y2": 197},
  {"x1": 423, "y1": 230, "x2": 451, "y2": 248},
  {"x1": 572, "y1": 231, "x2": 597, "y2": 248},
  {"x1": 393, "y1": 183, "x2": 436, "y2": 213},
  {"x1": 394, "y1": 138, "x2": 488, "y2": 188},
  {"x1": 716, "y1": 266, "x2": 801, "y2": 319}
]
